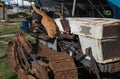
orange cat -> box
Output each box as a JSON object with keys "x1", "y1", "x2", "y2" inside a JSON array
[{"x1": 32, "y1": 4, "x2": 56, "y2": 38}]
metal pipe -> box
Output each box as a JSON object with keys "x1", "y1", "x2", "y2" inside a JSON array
[
  {"x1": 72, "y1": 0, "x2": 76, "y2": 16},
  {"x1": 30, "y1": 53, "x2": 40, "y2": 67}
]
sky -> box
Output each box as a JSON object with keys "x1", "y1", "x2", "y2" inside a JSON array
[{"x1": 1, "y1": 0, "x2": 31, "y2": 6}]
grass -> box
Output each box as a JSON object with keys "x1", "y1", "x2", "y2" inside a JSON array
[
  {"x1": 0, "y1": 42, "x2": 7, "y2": 57},
  {"x1": 0, "y1": 11, "x2": 30, "y2": 79},
  {"x1": 0, "y1": 37, "x2": 15, "y2": 58},
  {"x1": 0, "y1": 21, "x2": 20, "y2": 36},
  {"x1": 0, "y1": 58, "x2": 18, "y2": 79},
  {"x1": 0, "y1": 40, "x2": 18, "y2": 79}
]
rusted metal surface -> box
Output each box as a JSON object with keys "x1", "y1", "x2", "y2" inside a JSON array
[
  {"x1": 7, "y1": 40, "x2": 18, "y2": 72},
  {"x1": 17, "y1": 68, "x2": 29, "y2": 79},
  {"x1": 16, "y1": 33, "x2": 49, "y2": 79},
  {"x1": 60, "y1": 18, "x2": 70, "y2": 33},
  {"x1": 102, "y1": 38, "x2": 120, "y2": 60},
  {"x1": 86, "y1": 47, "x2": 101, "y2": 79},
  {"x1": 7, "y1": 33, "x2": 78, "y2": 79},
  {"x1": 99, "y1": 61, "x2": 120, "y2": 73},
  {"x1": 16, "y1": 41, "x2": 31, "y2": 72},
  {"x1": 31, "y1": 62, "x2": 49, "y2": 79},
  {"x1": 16, "y1": 33, "x2": 32, "y2": 54},
  {"x1": 37, "y1": 44, "x2": 78, "y2": 79},
  {"x1": 59, "y1": 33, "x2": 75, "y2": 39},
  {"x1": 103, "y1": 24, "x2": 120, "y2": 38},
  {"x1": 30, "y1": 32, "x2": 50, "y2": 40}
]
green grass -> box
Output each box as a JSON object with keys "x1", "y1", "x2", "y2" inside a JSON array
[
  {"x1": 0, "y1": 37, "x2": 18, "y2": 79},
  {"x1": 0, "y1": 37, "x2": 15, "y2": 42},
  {"x1": 0, "y1": 12, "x2": 29, "y2": 79},
  {"x1": 0, "y1": 37, "x2": 15, "y2": 58},
  {"x1": 0, "y1": 22, "x2": 20, "y2": 36},
  {"x1": 0, "y1": 58, "x2": 18, "y2": 79},
  {"x1": 0, "y1": 47, "x2": 6, "y2": 58}
]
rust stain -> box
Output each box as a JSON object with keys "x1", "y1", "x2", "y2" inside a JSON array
[{"x1": 7, "y1": 33, "x2": 78, "y2": 79}]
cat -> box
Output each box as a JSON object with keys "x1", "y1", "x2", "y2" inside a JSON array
[{"x1": 32, "y1": 4, "x2": 56, "y2": 38}]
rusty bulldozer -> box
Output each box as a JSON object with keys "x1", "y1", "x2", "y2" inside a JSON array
[{"x1": 7, "y1": 1, "x2": 120, "y2": 79}]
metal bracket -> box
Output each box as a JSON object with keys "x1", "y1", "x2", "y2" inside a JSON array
[{"x1": 86, "y1": 47, "x2": 101, "y2": 79}]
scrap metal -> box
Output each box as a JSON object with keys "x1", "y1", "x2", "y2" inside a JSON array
[{"x1": 7, "y1": 33, "x2": 78, "y2": 79}]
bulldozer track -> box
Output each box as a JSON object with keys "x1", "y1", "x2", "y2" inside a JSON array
[
  {"x1": 7, "y1": 39, "x2": 78, "y2": 79},
  {"x1": 37, "y1": 44, "x2": 78, "y2": 79}
]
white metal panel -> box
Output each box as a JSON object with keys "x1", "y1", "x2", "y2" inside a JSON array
[
  {"x1": 78, "y1": 35, "x2": 102, "y2": 63},
  {"x1": 54, "y1": 19, "x2": 64, "y2": 32},
  {"x1": 69, "y1": 20, "x2": 103, "y2": 39},
  {"x1": 79, "y1": 35, "x2": 120, "y2": 64},
  {"x1": 55, "y1": 17, "x2": 120, "y2": 39},
  {"x1": 68, "y1": 20, "x2": 81, "y2": 34}
]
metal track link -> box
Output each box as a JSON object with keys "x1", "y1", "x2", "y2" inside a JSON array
[
  {"x1": 37, "y1": 44, "x2": 78, "y2": 79},
  {"x1": 7, "y1": 40, "x2": 78, "y2": 79}
]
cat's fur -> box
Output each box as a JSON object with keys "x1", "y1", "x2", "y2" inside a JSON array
[{"x1": 32, "y1": 4, "x2": 56, "y2": 38}]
